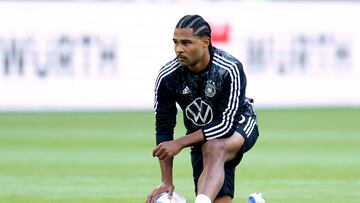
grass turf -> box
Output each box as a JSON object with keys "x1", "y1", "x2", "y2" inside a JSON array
[{"x1": 0, "y1": 108, "x2": 359, "y2": 202}]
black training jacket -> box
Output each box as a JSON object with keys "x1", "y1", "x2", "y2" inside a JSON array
[{"x1": 154, "y1": 46, "x2": 252, "y2": 145}]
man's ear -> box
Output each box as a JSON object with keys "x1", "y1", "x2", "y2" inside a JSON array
[{"x1": 202, "y1": 37, "x2": 210, "y2": 48}]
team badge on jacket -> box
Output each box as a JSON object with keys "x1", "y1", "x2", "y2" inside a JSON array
[{"x1": 205, "y1": 80, "x2": 216, "y2": 97}]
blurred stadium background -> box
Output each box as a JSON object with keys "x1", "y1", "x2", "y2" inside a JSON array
[{"x1": 0, "y1": 0, "x2": 359, "y2": 202}]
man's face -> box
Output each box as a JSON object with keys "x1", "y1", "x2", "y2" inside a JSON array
[{"x1": 173, "y1": 28, "x2": 209, "y2": 68}]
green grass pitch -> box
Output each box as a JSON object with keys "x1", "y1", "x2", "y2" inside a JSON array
[{"x1": 0, "y1": 108, "x2": 359, "y2": 203}]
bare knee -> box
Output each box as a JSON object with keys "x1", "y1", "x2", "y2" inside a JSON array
[
  {"x1": 202, "y1": 140, "x2": 226, "y2": 162},
  {"x1": 202, "y1": 133, "x2": 245, "y2": 164}
]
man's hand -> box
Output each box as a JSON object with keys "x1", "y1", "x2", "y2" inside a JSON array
[
  {"x1": 152, "y1": 140, "x2": 183, "y2": 160},
  {"x1": 146, "y1": 182, "x2": 175, "y2": 203}
]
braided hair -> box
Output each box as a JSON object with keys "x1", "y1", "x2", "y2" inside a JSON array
[{"x1": 175, "y1": 15, "x2": 212, "y2": 49}]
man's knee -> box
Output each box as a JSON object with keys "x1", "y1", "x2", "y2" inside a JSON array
[
  {"x1": 202, "y1": 133, "x2": 245, "y2": 163},
  {"x1": 202, "y1": 139, "x2": 226, "y2": 160}
]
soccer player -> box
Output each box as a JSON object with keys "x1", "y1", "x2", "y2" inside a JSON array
[{"x1": 146, "y1": 14, "x2": 259, "y2": 203}]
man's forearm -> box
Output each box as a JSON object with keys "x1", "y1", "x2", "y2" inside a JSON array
[
  {"x1": 159, "y1": 157, "x2": 173, "y2": 184},
  {"x1": 176, "y1": 129, "x2": 205, "y2": 148}
]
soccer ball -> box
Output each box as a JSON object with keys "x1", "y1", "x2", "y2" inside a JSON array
[
  {"x1": 248, "y1": 193, "x2": 265, "y2": 203},
  {"x1": 156, "y1": 191, "x2": 187, "y2": 203}
]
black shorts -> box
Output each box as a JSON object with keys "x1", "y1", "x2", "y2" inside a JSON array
[{"x1": 190, "y1": 115, "x2": 259, "y2": 198}]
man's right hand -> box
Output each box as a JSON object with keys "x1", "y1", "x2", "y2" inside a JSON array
[
  {"x1": 153, "y1": 140, "x2": 183, "y2": 160},
  {"x1": 146, "y1": 182, "x2": 175, "y2": 203}
]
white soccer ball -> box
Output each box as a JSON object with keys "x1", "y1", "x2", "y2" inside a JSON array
[
  {"x1": 156, "y1": 192, "x2": 187, "y2": 203},
  {"x1": 248, "y1": 192, "x2": 265, "y2": 203}
]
